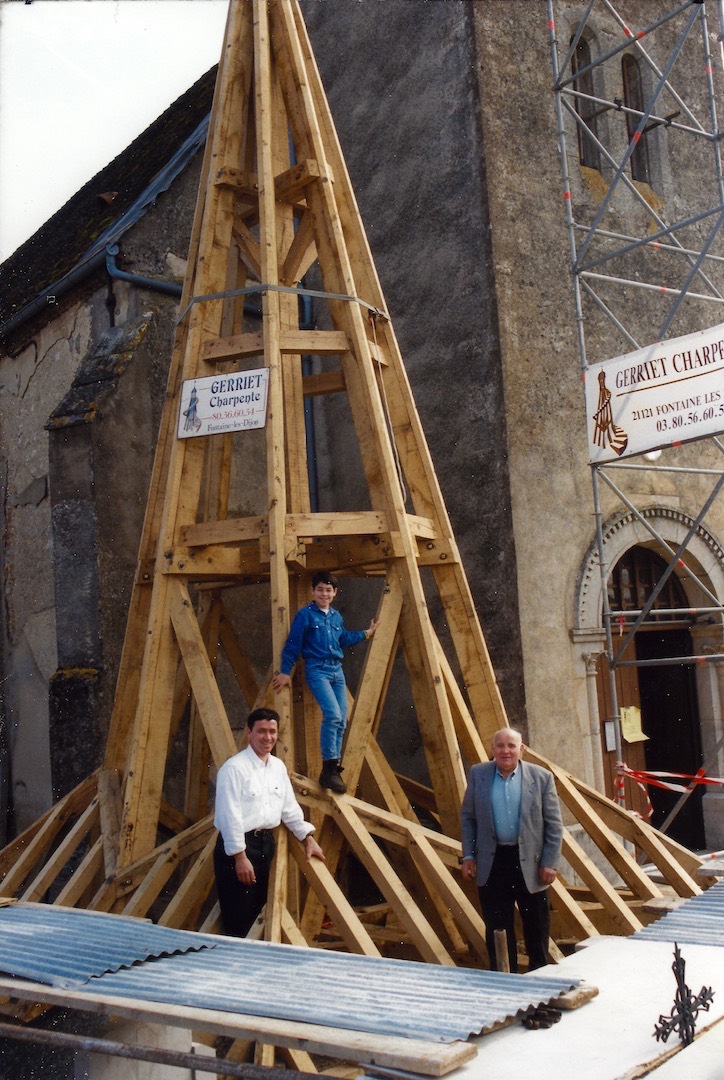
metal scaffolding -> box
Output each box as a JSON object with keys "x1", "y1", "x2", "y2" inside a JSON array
[{"x1": 548, "y1": 0, "x2": 724, "y2": 813}]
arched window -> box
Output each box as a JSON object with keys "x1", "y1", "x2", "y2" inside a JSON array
[
  {"x1": 622, "y1": 54, "x2": 651, "y2": 183},
  {"x1": 607, "y1": 546, "x2": 687, "y2": 623},
  {"x1": 571, "y1": 37, "x2": 601, "y2": 170}
]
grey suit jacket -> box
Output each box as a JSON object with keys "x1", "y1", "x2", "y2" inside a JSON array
[{"x1": 461, "y1": 760, "x2": 563, "y2": 894}]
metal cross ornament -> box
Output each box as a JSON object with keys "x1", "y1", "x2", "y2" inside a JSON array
[{"x1": 654, "y1": 943, "x2": 714, "y2": 1047}]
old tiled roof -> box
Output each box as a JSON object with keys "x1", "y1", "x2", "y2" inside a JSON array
[{"x1": 0, "y1": 65, "x2": 217, "y2": 333}]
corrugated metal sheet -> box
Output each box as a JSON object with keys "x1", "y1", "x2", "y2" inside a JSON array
[
  {"x1": 0, "y1": 905, "x2": 213, "y2": 987},
  {"x1": 0, "y1": 905, "x2": 583, "y2": 1043},
  {"x1": 94, "y1": 939, "x2": 582, "y2": 1042},
  {"x1": 633, "y1": 881, "x2": 724, "y2": 948}
]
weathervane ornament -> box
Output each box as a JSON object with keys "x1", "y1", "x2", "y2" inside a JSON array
[{"x1": 653, "y1": 943, "x2": 714, "y2": 1047}]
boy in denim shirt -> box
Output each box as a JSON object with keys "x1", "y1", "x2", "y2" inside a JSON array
[{"x1": 273, "y1": 571, "x2": 378, "y2": 792}]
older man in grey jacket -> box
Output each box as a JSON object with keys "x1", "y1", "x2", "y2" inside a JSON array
[{"x1": 461, "y1": 727, "x2": 563, "y2": 972}]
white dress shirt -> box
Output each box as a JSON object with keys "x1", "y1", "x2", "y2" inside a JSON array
[{"x1": 214, "y1": 745, "x2": 315, "y2": 855}]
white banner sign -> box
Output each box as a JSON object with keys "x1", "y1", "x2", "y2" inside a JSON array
[
  {"x1": 585, "y1": 321, "x2": 724, "y2": 462},
  {"x1": 177, "y1": 369, "x2": 269, "y2": 439}
]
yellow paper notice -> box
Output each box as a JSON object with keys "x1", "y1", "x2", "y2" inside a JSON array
[{"x1": 620, "y1": 706, "x2": 648, "y2": 743}]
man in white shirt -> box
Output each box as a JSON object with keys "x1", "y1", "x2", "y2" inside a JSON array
[{"x1": 214, "y1": 708, "x2": 325, "y2": 937}]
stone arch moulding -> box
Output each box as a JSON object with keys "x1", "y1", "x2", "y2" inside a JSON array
[
  {"x1": 573, "y1": 505, "x2": 724, "y2": 836},
  {"x1": 575, "y1": 504, "x2": 724, "y2": 634}
]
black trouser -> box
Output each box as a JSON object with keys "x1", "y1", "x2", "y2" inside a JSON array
[
  {"x1": 214, "y1": 829, "x2": 275, "y2": 937},
  {"x1": 478, "y1": 844, "x2": 550, "y2": 973}
]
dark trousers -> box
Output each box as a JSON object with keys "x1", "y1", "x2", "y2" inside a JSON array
[
  {"x1": 214, "y1": 830, "x2": 275, "y2": 938},
  {"x1": 478, "y1": 844, "x2": 550, "y2": 973}
]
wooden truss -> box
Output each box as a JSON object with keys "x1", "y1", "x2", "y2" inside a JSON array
[{"x1": 0, "y1": 0, "x2": 715, "y2": 1063}]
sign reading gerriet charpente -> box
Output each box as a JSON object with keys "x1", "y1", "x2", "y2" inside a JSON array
[
  {"x1": 177, "y1": 369, "x2": 269, "y2": 439},
  {"x1": 585, "y1": 321, "x2": 724, "y2": 463}
]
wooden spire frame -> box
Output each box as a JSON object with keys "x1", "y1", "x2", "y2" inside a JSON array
[{"x1": 0, "y1": 0, "x2": 715, "y2": 1061}]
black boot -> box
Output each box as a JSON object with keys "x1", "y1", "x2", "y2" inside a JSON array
[{"x1": 319, "y1": 759, "x2": 346, "y2": 793}]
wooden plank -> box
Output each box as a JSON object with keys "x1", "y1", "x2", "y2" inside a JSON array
[
  {"x1": 557, "y1": 769, "x2": 704, "y2": 896},
  {"x1": 231, "y1": 218, "x2": 262, "y2": 281},
  {"x1": 329, "y1": 797, "x2": 454, "y2": 965},
  {"x1": 181, "y1": 516, "x2": 268, "y2": 547},
  {"x1": 97, "y1": 770, "x2": 122, "y2": 880},
  {"x1": 286, "y1": 511, "x2": 388, "y2": 537},
  {"x1": 115, "y1": 0, "x2": 257, "y2": 866},
  {"x1": 158, "y1": 833, "x2": 216, "y2": 930},
  {"x1": 294, "y1": 781, "x2": 462, "y2": 868},
  {"x1": 284, "y1": 0, "x2": 508, "y2": 757},
  {"x1": 548, "y1": 877, "x2": 600, "y2": 940},
  {"x1": 218, "y1": 609, "x2": 261, "y2": 707},
  {"x1": 529, "y1": 757, "x2": 662, "y2": 902},
  {"x1": 362, "y1": 741, "x2": 419, "y2": 824},
  {"x1": 113, "y1": 817, "x2": 215, "y2": 895},
  {"x1": 53, "y1": 837, "x2": 105, "y2": 909},
  {"x1": 184, "y1": 595, "x2": 223, "y2": 821},
  {"x1": 434, "y1": 638, "x2": 488, "y2": 764},
  {"x1": 406, "y1": 831, "x2": 488, "y2": 962},
  {"x1": 254, "y1": 0, "x2": 293, "y2": 771},
  {"x1": 169, "y1": 581, "x2": 238, "y2": 768},
  {"x1": 342, "y1": 577, "x2": 402, "y2": 789},
  {"x1": 280, "y1": 905, "x2": 310, "y2": 947},
  {"x1": 199, "y1": 900, "x2": 222, "y2": 935},
  {"x1": 560, "y1": 831, "x2": 642, "y2": 934},
  {"x1": 214, "y1": 165, "x2": 259, "y2": 197},
  {"x1": 121, "y1": 849, "x2": 178, "y2": 920},
  {"x1": 0, "y1": 975, "x2": 477, "y2": 1076},
  {"x1": 278, "y1": 1046, "x2": 317, "y2": 1074},
  {"x1": 275, "y1": 158, "x2": 323, "y2": 201},
  {"x1": 0, "y1": 796, "x2": 84, "y2": 899},
  {"x1": 21, "y1": 798, "x2": 100, "y2": 903},
  {"x1": 202, "y1": 328, "x2": 349, "y2": 364},
  {"x1": 281, "y1": 210, "x2": 318, "y2": 287},
  {"x1": 0, "y1": 775, "x2": 100, "y2": 891},
  {"x1": 301, "y1": 369, "x2": 346, "y2": 397},
  {"x1": 288, "y1": 836, "x2": 380, "y2": 956},
  {"x1": 263, "y1": 828, "x2": 288, "y2": 944}
]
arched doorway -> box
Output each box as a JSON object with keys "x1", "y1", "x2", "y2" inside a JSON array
[{"x1": 597, "y1": 545, "x2": 705, "y2": 849}]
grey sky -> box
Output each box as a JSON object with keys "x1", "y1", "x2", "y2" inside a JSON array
[{"x1": 0, "y1": 0, "x2": 228, "y2": 261}]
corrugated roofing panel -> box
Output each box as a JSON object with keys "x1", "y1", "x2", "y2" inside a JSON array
[
  {"x1": 0, "y1": 905, "x2": 213, "y2": 987},
  {"x1": 634, "y1": 881, "x2": 724, "y2": 948},
  {"x1": 94, "y1": 939, "x2": 582, "y2": 1043},
  {"x1": 0, "y1": 906, "x2": 584, "y2": 1044}
]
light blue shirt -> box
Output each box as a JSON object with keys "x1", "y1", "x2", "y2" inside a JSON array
[{"x1": 491, "y1": 765, "x2": 522, "y2": 845}]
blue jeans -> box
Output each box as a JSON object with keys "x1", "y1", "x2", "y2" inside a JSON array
[{"x1": 305, "y1": 661, "x2": 348, "y2": 760}]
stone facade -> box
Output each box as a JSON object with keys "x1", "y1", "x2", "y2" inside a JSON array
[{"x1": 0, "y1": 0, "x2": 722, "y2": 851}]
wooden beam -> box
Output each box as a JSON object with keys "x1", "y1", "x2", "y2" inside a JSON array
[
  {"x1": 328, "y1": 797, "x2": 454, "y2": 965},
  {"x1": 0, "y1": 976, "x2": 478, "y2": 1077},
  {"x1": 275, "y1": 158, "x2": 324, "y2": 200},
  {"x1": 158, "y1": 833, "x2": 216, "y2": 930},
  {"x1": 558, "y1": 770, "x2": 704, "y2": 895},
  {"x1": 548, "y1": 877, "x2": 600, "y2": 941},
  {"x1": 169, "y1": 581, "x2": 238, "y2": 768},
  {"x1": 286, "y1": 511, "x2": 388, "y2": 537},
  {"x1": 231, "y1": 218, "x2": 262, "y2": 281},
  {"x1": 301, "y1": 369, "x2": 346, "y2": 397},
  {"x1": 53, "y1": 838, "x2": 105, "y2": 909},
  {"x1": 560, "y1": 831, "x2": 642, "y2": 935},
  {"x1": 98, "y1": 770, "x2": 122, "y2": 881},
  {"x1": 406, "y1": 831, "x2": 489, "y2": 962},
  {"x1": 21, "y1": 797, "x2": 100, "y2": 903},
  {"x1": 281, "y1": 210, "x2": 317, "y2": 286},
  {"x1": 218, "y1": 609, "x2": 261, "y2": 707},
  {"x1": 288, "y1": 837, "x2": 380, "y2": 956}
]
